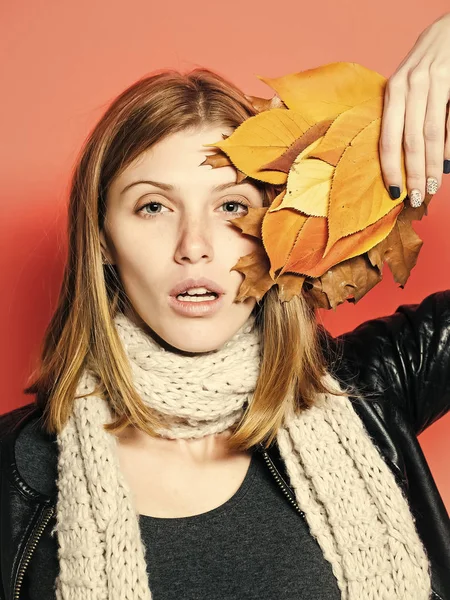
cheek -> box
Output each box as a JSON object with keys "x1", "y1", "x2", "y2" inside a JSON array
[
  {"x1": 223, "y1": 222, "x2": 261, "y2": 261},
  {"x1": 109, "y1": 227, "x2": 166, "y2": 288}
]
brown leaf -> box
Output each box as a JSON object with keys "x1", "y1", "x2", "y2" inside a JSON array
[
  {"x1": 261, "y1": 119, "x2": 334, "y2": 173},
  {"x1": 231, "y1": 246, "x2": 275, "y2": 302},
  {"x1": 276, "y1": 272, "x2": 306, "y2": 302},
  {"x1": 200, "y1": 151, "x2": 247, "y2": 182},
  {"x1": 235, "y1": 170, "x2": 248, "y2": 183},
  {"x1": 244, "y1": 94, "x2": 286, "y2": 112},
  {"x1": 367, "y1": 193, "x2": 432, "y2": 285},
  {"x1": 306, "y1": 254, "x2": 382, "y2": 309},
  {"x1": 231, "y1": 207, "x2": 268, "y2": 239}
]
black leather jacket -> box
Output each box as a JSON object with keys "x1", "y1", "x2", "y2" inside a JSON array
[{"x1": 1, "y1": 290, "x2": 450, "y2": 600}]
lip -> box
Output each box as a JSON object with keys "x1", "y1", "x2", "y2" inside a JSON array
[{"x1": 169, "y1": 277, "x2": 226, "y2": 297}]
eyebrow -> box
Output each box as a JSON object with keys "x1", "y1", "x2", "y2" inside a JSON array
[{"x1": 120, "y1": 179, "x2": 252, "y2": 196}]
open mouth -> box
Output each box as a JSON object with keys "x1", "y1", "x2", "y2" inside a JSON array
[{"x1": 176, "y1": 287, "x2": 220, "y2": 302}]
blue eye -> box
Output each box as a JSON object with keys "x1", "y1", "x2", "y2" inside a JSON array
[
  {"x1": 137, "y1": 200, "x2": 249, "y2": 219},
  {"x1": 137, "y1": 202, "x2": 167, "y2": 216},
  {"x1": 221, "y1": 201, "x2": 249, "y2": 214}
]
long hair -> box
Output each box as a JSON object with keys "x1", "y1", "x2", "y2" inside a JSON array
[{"x1": 24, "y1": 68, "x2": 338, "y2": 451}]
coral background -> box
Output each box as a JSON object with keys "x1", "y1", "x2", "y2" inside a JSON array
[{"x1": 1, "y1": 1, "x2": 449, "y2": 510}]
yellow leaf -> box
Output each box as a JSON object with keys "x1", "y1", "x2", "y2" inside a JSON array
[
  {"x1": 204, "y1": 109, "x2": 311, "y2": 184},
  {"x1": 261, "y1": 120, "x2": 333, "y2": 173},
  {"x1": 271, "y1": 157, "x2": 333, "y2": 218},
  {"x1": 258, "y1": 62, "x2": 386, "y2": 123},
  {"x1": 325, "y1": 118, "x2": 406, "y2": 255}
]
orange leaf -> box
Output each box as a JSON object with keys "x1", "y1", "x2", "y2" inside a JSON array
[
  {"x1": 280, "y1": 204, "x2": 402, "y2": 277},
  {"x1": 325, "y1": 118, "x2": 406, "y2": 255},
  {"x1": 258, "y1": 62, "x2": 386, "y2": 123},
  {"x1": 203, "y1": 109, "x2": 312, "y2": 185},
  {"x1": 261, "y1": 190, "x2": 308, "y2": 278}
]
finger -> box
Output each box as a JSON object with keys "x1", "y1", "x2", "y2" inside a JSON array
[
  {"x1": 379, "y1": 78, "x2": 406, "y2": 200},
  {"x1": 403, "y1": 70, "x2": 429, "y2": 207},
  {"x1": 444, "y1": 102, "x2": 450, "y2": 174},
  {"x1": 423, "y1": 74, "x2": 448, "y2": 196}
]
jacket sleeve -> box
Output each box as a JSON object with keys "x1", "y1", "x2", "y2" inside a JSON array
[{"x1": 332, "y1": 289, "x2": 450, "y2": 436}]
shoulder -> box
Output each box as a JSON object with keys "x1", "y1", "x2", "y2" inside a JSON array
[{"x1": 0, "y1": 402, "x2": 58, "y2": 500}]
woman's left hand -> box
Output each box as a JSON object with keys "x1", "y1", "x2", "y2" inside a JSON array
[{"x1": 379, "y1": 11, "x2": 450, "y2": 208}]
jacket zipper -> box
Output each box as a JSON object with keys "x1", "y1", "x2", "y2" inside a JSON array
[
  {"x1": 258, "y1": 444, "x2": 443, "y2": 599},
  {"x1": 257, "y1": 443, "x2": 305, "y2": 518},
  {"x1": 13, "y1": 505, "x2": 55, "y2": 600}
]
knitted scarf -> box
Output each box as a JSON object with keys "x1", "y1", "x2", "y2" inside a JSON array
[{"x1": 53, "y1": 311, "x2": 432, "y2": 600}]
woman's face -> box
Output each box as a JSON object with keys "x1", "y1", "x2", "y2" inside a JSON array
[{"x1": 100, "y1": 124, "x2": 265, "y2": 354}]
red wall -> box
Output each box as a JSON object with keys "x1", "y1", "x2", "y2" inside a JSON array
[{"x1": 1, "y1": 0, "x2": 449, "y2": 510}]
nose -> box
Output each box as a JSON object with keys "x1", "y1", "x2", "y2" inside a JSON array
[{"x1": 173, "y1": 212, "x2": 214, "y2": 264}]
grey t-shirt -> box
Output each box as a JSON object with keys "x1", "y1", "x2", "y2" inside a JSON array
[{"x1": 17, "y1": 419, "x2": 341, "y2": 599}]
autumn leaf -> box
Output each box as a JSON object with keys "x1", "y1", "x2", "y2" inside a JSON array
[
  {"x1": 261, "y1": 191, "x2": 308, "y2": 278},
  {"x1": 367, "y1": 193, "x2": 432, "y2": 284},
  {"x1": 258, "y1": 62, "x2": 386, "y2": 123},
  {"x1": 276, "y1": 273, "x2": 306, "y2": 302},
  {"x1": 201, "y1": 62, "x2": 437, "y2": 308},
  {"x1": 261, "y1": 120, "x2": 333, "y2": 173},
  {"x1": 272, "y1": 158, "x2": 333, "y2": 218},
  {"x1": 324, "y1": 118, "x2": 406, "y2": 255},
  {"x1": 203, "y1": 109, "x2": 312, "y2": 185},
  {"x1": 231, "y1": 207, "x2": 268, "y2": 239},
  {"x1": 310, "y1": 96, "x2": 384, "y2": 167},
  {"x1": 244, "y1": 94, "x2": 286, "y2": 112},
  {"x1": 306, "y1": 255, "x2": 382, "y2": 309},
  {"x1": 231, "y1": 246, "x2": 275, "y2": 302},
  {"x1": 279, "y1": 204, "x2": 402, "y2": 278}
]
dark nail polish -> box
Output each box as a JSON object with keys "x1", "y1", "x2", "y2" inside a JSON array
[
  {"x1": 389, "y1": 185, "x2": 401, "y2": 200},
  {"x1": 444, "y1": 160, "x2": 450, "y2": 175}
]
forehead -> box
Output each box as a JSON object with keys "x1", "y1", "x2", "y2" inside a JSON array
[{"x1": 115, "y1": 125, "x2": 240, "y2": 190}]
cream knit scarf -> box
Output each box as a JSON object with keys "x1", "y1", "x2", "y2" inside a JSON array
[{"x1": 54, "y1": 311, "x2": 432, "y2": 600}]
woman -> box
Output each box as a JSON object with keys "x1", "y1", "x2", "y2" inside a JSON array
[{"x1": 1, "y1": 12, "x2": 449, "y2": 600}]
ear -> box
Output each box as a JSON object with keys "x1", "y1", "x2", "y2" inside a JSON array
[{"x1": 99, "y1": 229, "x2": 114, "y2": 265}]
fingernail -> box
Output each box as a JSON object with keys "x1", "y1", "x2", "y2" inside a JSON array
[
  {"x1": 444, "y1": 160, "x2": 450, "y2": 174},
  {"x1": 426, "y1": 177, "x2": 439, "y2": 195},
  {"x1": 389, "y1": 185, "x2": 401, "y2": 200},
  {"x1": 410, "y1": 189, "x2": 422, "y2": 208}
]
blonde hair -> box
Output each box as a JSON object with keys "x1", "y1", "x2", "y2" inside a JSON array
[{"x1": 24, "y1": 68, "x2": 337, "y2": 451}]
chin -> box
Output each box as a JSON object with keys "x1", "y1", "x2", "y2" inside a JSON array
[{"x1": 154, "y1": 309, "x2": 256, "y2": 355}]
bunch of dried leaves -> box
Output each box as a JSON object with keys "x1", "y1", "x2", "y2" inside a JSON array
[{"x1": 202, "y1": 62, "x2": 434, "y2": 309}]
